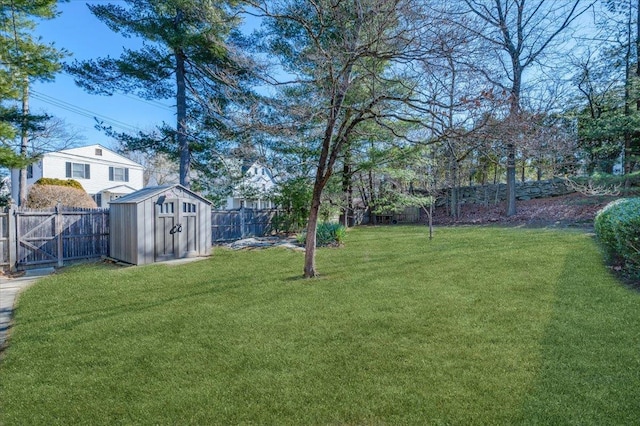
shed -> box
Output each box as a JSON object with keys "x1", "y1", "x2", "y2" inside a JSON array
[{"x1": 109, "y1": 184, "x2": 212, "y2": 265}]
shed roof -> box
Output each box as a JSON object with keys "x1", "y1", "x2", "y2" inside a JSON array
[{"x1": 109, "y1": 184, "x2": 213, "y2": 205}]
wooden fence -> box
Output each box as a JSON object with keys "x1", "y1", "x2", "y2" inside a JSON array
[
  {"x1": 0, "y1": 205, "x2": 280, "y2": 270},
  {"x1": 0, "y1": 205, "x2": 110, "y2": 271},
  {"x1": 211, "y1": 208, "x2": 279, "y2": 242}
]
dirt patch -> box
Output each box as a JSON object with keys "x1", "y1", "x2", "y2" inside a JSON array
[{"x1": 431, "y1": 193, "x2": 617, "y2": 228}]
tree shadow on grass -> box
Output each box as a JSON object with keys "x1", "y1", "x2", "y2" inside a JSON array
[{"x1": 515, "y1": 249, "x2": 640, "y2": 424}]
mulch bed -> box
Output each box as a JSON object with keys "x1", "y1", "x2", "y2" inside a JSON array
[{"x1": 431, "y1": 193, "x2": 616, "y2": 228}]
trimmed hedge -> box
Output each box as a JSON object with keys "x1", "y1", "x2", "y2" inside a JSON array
[
  {"x1": 26, "y1": 184, "x2": 97, "y2": 209},
  {"x1": 594, "y1": 198, "x2": 640, "y2": 278},
  {"x1": 34, "y1": 177, "x2": 84, "y2": 190}
]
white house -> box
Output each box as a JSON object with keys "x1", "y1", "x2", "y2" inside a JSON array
[
  {"x1": 225, "y1": 160, "x2": 276, "y2": 210},
  {"x1": 11, "y1": 144, "x2": 144, "y2": 207}
]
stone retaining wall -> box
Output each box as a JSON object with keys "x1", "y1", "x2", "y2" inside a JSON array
[{"x1": 429, "y1": 178, "x2": 575, "y2": 207}]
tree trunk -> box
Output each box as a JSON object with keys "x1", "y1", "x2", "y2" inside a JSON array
[
  {"x1": 19, "y1": 79, "x2": 29, "y2": 206},
  {"x1": 506, "y1": 77, "x2": 520, "y2": 216},
  {"x1": 303, "y1": 181, "x2": 323, "y2": 278},
  {"x1": 429, "y1": 200, "x2": 433, "y2": 240},
  {"x1": 368, "y1": 169, "x2": 377, "y2": 225},
  {"x1": 624, "y1": 24, "x2": 633, "y2": 177},
  {"x1": 506, "y1": 143, "x2": 517, "y2": 216},
  {"x1": 175, "y1": 10, "x2": 190, "y2": 188},
  {"x1": 622, "y1": 0, "x2": 635, "y2": 181},
  {"x1": 340, "y1": 150, "x2": 353, "y2": 227},
  {"x1": 634, "y1": 0, "x2": 640, "y2": 174},
  {"x1": 346, "y1": 181, "x2": 353, "y2": 226},
  {"x1": 505, "y1": 50, "x2": 523, "y2": 217},
  {"x1": 447, "y1": 143, "x2": 459, "y2": 218}
]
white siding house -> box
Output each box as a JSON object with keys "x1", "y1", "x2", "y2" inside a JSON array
[
  {"x1": 11, "y1": 144, "x2": 144, "y2": 207},
  {"x1": 225, "y1": 161, "x2": 276, "y2": 210}
]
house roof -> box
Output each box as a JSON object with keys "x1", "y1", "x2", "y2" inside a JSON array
[
  {"x1": 53, "y1": 144, "x2": 143, "y2": 168},
  {"x1": 101, "y1": 184, "x2": 138, "y2": 194},
  {"x1": 109, "y1": 184, "x2": 212, "y2": 205}
]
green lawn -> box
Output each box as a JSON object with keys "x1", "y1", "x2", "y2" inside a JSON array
[{"x1": 1, "y1": 226, "x2": 639, "y2": 425}]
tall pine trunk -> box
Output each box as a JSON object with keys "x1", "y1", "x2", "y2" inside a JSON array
[
  {"x1": 633, "y1": 0, "x2": 640, "y2": 177},
  {"x1": 175, "y1": 9, "x2": 190, "y2": 188},
  {"x1": 624, "y1": 1, "x2": 633, "y2": 178},
  {"x1": 19, "y1": 79, "x2": 29, "y2": 206}
]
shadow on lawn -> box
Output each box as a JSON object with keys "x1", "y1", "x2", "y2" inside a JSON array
[
  {"x1": 515, "y1": 250, "x2": 640, "y2": 424},
  {"x1": 18, "y1": 276, "x2": 235, "y2": 337}
]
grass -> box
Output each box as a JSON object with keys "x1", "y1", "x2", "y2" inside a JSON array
[{"x1": 1, "y1": 226, "x2": 639, "y2": 424}]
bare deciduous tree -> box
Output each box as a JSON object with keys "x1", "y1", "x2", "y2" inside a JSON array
[{"x1": 452, "y1": 0, "x2": 594, "y2": 216}]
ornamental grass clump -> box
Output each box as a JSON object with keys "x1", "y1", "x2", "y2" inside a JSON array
[
  {"x1": 297, "y1": 222, "x2": 346, "y2": 247},
  {"x1": 594, "y1": 197, "x2": 640, "y2": 279}
]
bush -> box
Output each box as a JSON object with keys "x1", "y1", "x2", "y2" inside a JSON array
[
  {"x1": 34, "y1": 178, "x2": 84, "y2": 190},
  {"x1": 270, "y1": 178, "x2": 313, "y2": 233},
  {"x1": 26, "y1": 184, "x2": 97, "y2": 209},
  {"x1": 297, "y1": 222, "x2": 346, "y2": 247},
  {"x1": 594, "y1": 197, "x2": 640, "y2": 278}
]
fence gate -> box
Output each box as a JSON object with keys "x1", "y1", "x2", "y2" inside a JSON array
[
  {"x1": 0, "y1": 209, "x2": 13, "y2": 270},
  {"x1": 16, "y1": 210, "x2": 61, "y2": 268}
]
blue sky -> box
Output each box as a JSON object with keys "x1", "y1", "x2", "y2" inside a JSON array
[
  {"x1": 30, "y1": 1, "x2": 175, "y2": 149},
  {"x1": 28, "y1": 2, "x2": 597, "y2": 152}
]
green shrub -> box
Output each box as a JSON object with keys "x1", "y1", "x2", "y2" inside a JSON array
[
  {"x1": 34, "y1": 178, "x2": 84, "y2": 190},
  {"x1": 590, "y1": 170, "x2": 640, "y2": 185},
  {"x1": 594, "y1": 198, "x2": 640, "y2": 278},
  {"x1": 297, "y1": 222, "x2": 346, "y2": 247},
  {"x1": 270, "y1": 178, "x2": 312, "y2": 233}
]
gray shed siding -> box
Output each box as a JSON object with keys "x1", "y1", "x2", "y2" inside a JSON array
[
  {"x1": 136, "y1": 198, "x2": 155, "y2": 265},
  {"x1": 109, "y1": 203, "x2": 138, "y2": 265},
  {"x1": 199, "y1": 202, "x2": 211, "y2": 256},
  {"x1": 109, "y1": 185, "x2": 212, "y2": 265}
]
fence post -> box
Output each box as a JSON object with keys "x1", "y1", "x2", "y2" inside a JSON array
[
  {"x1": 240, "y1": 204, "x2": 246, "y2": 239},
  {"x1": 7, "y1": 204, "x2": 16, "y2": 272},
  {"x1": 56, "y1": 202, "x2": 63, "y2": 267}
]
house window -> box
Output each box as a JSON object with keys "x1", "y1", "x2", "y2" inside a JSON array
[
  {"x1": 109, "y1": 167, "x2": 129, "y2": 182},
  {"x1": 254, "y1": 167, "x2": 258, "y2": 175},
  {"x1": 183, "y1": 202, "x2": 196, "y2": 213},
  {"x1": 261, "y1": 168, "x2": 265, "y2": 175},
  {"x1": 26, "y1": 164, "x2": 33, "y2": 179},
  {"x1": 66, "y1": 162, "x2": 90, "y2": 179},
  {"x1": 73, "y1": 163, "x2": 87, "y2": 178},
  {"x1": 95, "y1": 148, "x2": 103, "y2": 156},
  {"x1": 93, "y1": 193, "x2": 102, "y2": 207}
]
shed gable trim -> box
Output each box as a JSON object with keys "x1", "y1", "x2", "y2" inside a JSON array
[{"x1": 109, "y1": 184, "x2": 212, "y2": 205}]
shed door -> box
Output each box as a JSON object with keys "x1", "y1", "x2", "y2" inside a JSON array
[
  {"x1": 180, "y1": 200, "x2": 198, "y2": 257},
  {"x1": 155, "y1": 198, "x2": 198, "y2": 261},
  {"x1": 155, "y1": 199, "x2": 178, "y2": 261}
]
